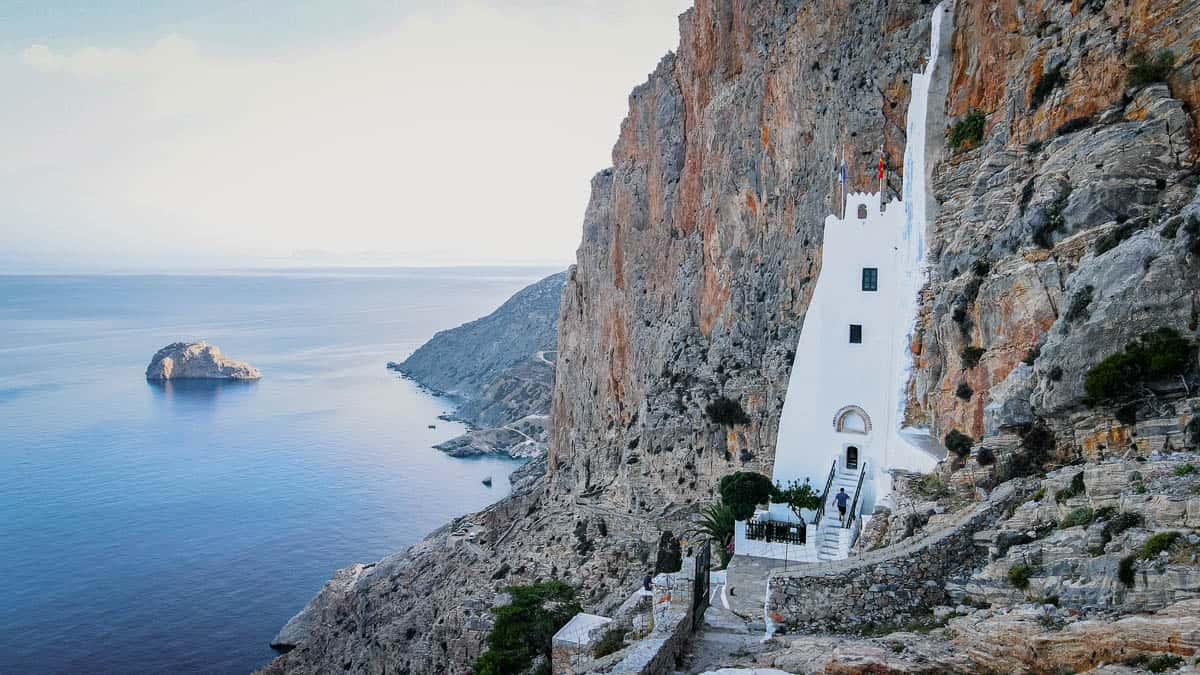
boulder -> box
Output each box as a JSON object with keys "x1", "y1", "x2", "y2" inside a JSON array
[{"x1": 145, "y1": 341, "x2": 260, "y2": 380}]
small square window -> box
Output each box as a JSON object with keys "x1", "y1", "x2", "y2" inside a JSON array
[
  {"x1": 849, "y1": 324, "x2": 863, "y2": 343},
  {"x1": 862, "y1": 268, "x2": 878, "y2": 292}
]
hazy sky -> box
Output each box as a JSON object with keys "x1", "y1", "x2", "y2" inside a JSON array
[{"x1": 0, "y1": 1, "x2": 692, "y2": 272}]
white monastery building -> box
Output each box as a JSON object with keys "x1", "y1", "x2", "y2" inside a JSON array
[{"x1": 735, "y1": 1, "x2": 952, "y2": 563}]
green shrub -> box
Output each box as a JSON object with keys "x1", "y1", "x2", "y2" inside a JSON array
[
  {"x1": 915, "y1": 473, "x2": 953, "y2": 499},
  {"x1": 1127, "y1": 49, "x2": 1177, "y2": 88},
  {"x1": 972, "y1": 259, "x2": 992, "y2": 277},
  {"x1": 1023, "y1": 345, "x2": 1041, "y2": 366},
  {"x1": 1055, "y1": 472, "x2": 1086, "y2": 504},
  {"x1": 1136, "y1": 482, "x2": 1148, "y2": 494},
  {"x1": 1031, "y1": 487, "x2": 1046, "y2": 502},
  {"x1": 1030, "y1": 65, "x2": 1067, "y2": 110},
  {"x1": 1145, "y1": 654, "x2": 1184, "y2": 673},
  {"x1": 956, "y1": 382, "x2": 974, "y2": 400},
  {"x1": 945, "y1": 430, "x2": 974, "y2": 458},
  {"x1": 1059, "y1": 506, "x2": 1095, "y2": 529},
  {"x1": 706, "y1": 397, "x2": 751, "y2": 426},
  {"x1": 950, "y1": 109, "x2": 987, "y2": 150},
  {"x1": 1174, "y1": 463, "x2": 1196, "y2": 477},
  {"x1": 1095, "y1": 223, "x2": 1136, "y2": 255},
  {"x1": 962, "y1": 345, "x2": 986, "y2": 369},
  {"x1": 976, "y1": 446, "x2": 996, "y2": 466},
  {"x1": 1008, "y1": 562, "x2": 1033, "y2": 589},
  {"x1": 1084, "y1": 328, "x2": 1196, "y2": 403},
  {"x1": 773, "y1": 479, "x2": 822, "y2": 522},
  {"x1": 1118, "y1": 554, "x2": 1137, "y2": 587},
  {"x1": 1091, "y1": 511, "x2": 1143, "y2": 555},
  {"x1": 1140, "y1": 531, "x2": 1181, "y2": 559},
  {"x1": 718, "y1": 471, "x2": 775, "y2": 521},
  {"x1": 1116, "y1": 403, "x2": 1138, "y2": 426},
  {"x1": 592, "y1": 627, "x2": 627, "y2": 658},
  {"x1": 475, "y1": 581, "x2": 582, "y2": 675},
  {"x1": 1064, "y1": 285, "x2": 1095, "y2": 323}
]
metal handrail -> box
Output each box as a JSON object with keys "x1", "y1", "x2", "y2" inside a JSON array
[
  {"x1": 812, "y1": 460, "x2": 837, "y2": 526},
  {"x1": 844, "y1": 462, "x2": 868, "y2": 529}
]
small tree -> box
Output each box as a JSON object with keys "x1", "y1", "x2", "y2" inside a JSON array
[
  {"x1": 773, "y1": 479, "x2": 822, "y2": 522},
  {"x1": 693, "y1": 503, "x2": 735, "y2": 568},
  {"x1": 945, "y1": 429, "x2": 974, "y2": 458},
  {"x1": 718, "y1": 471, "x2": 775, "y2": 520},
  {"x1": 706, "y1": 397, "x2": 751, "y2": 426},
  {"x1": 474, "y1": 581, "x2": 582, "y2": 675}
]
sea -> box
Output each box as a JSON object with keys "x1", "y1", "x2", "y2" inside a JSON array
[{"x1": 0, "y1": 267, "x2": 559, "y2": 674}]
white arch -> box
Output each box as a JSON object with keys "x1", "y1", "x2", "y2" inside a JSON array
[{"x1": 832, "y1": 405, "x2": 871, "y2": 434}]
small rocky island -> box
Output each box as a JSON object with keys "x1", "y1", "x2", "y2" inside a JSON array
[{"x1": 145, "y1": 341, "x2": 261, "y2": 380}]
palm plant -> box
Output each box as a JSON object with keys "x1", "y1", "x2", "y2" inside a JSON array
[{"x1": 692, "y1": 502, "x2": 735, "y2": 568}]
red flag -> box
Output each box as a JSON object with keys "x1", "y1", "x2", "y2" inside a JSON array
[{"x1": 877, "y1": 146, "x2": 886, "y2": 180}]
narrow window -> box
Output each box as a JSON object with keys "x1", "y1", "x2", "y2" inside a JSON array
[
  {"x1": 862, "y1": 267, "x2": 878, "y2": 292},
  {"x1": 857, "y1": 204, "x2": 868, "y2": 220},
  {"x1": 849, "y1": 324, "x2": 863, "y2": 343}
]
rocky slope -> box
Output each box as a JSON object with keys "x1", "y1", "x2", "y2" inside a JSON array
[
  {"x1": 145, "y1": 341, "x2": 260, "y2": 380},
  {"x1": 393, "y1": 271, "x2": 565, "y2": 430},
  {"x1": 262, "y1": 1, "x2": 1200, "y2": 673}
]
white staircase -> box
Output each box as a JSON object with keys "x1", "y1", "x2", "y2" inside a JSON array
[{"x1": 814, "y1": 465, "x2": 861, "y2": 561}]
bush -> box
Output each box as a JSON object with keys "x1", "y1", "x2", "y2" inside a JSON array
[
  {"x1": 1143, "y1": 654, "x2": 1185, "y2": 673},
  {"x1": 592, "y1": 627, "x2": 627, "y2": 658},
  {"x1": 1141, "y1": 531, "x2": 1181, "y2": 559},
  {"x1": 1023, "y1": 345, "x2": 1041, "y2": 366},
  {"x1": 1174, "y1": 463, "x2": 1196, "y2": 477},
  {"x1": 950, "y1": 109, "x2": 987, "y2": 150},
  {"x1": 962, "y1": 346, "x2": 986, "y2": 369},
  {"x1": 1059, "y1": 506, "x2": 1095, "y2": 529},
  {"x1": 1116, "y1": 403, "x2": 1138, "y2": 426},
  {"x1": 1091, "y1": 511, "x2": 1142, "y2": 555},
  {"x1": 1064, "y1": 285, "x2": 1095, "y2": 323},
  {"x1": 976, "y1": 446, "x2": 996, "y2": 466},
  {"x1": 474, "y1": 581, "x2": 582, "y2": 675},
  {"x1": 1127, "y1": 49, "x2": 1177, "y2": 88},
  {"x1": 1118, "y1": 554, "x2": 1137, "y2": 587},
  {"x1": 956, "y1": 382, "x2": 974, "y2": 400},
  {"x1": 1055, "y1": 116, "x2": 1092, "y2": 137},
  {"x1": 1030, "y1": 65, "x2": 1067, "y2": 110},
  {"x1": 1008, "y1": 562, "x2": 1033, "y2": 589},
  {"x1": 1055, "y1": 471, "x2": 1086, "y2": 503},
  {"x1": 1031, "y1": 487, "x2": 1046, "y2": 502},
  {"x1": 706, "y1": 397, "x2": 751, "y2": 426},
  {"x1": 945, "y1": 429, "x2": 974, "y2": 458},
  {"x1": 915, "y1": 473, "x2": 952, "y2": 499},
  {"x1": 718, "y1": 472, "x2": 776, "y2": 521},
  {"x1": 1095, "y1": 223, "x2": 1136, "y2": 255},
  {"x1": 1084, "y1": 328, "x2": 1196, "y2": 403},
  {"x1": 972, "y1": 259, "x2": 992, "y2": 277}
]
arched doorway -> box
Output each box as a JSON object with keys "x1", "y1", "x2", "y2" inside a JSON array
[
  {"x1": 846, "y1": 446, "x2": 859, "y2": 470},
  {"x1": 832, "y1": 405, "x2": 872, "y2": 435}
]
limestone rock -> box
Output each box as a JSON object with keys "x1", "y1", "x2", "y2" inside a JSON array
[{"x1": 144, "y1": 341, "x2": 260, "y2": 380}]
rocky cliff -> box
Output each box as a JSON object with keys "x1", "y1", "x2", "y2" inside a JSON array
[
  {"x1": 262, "y1": 2, "x2": 1200, "y2": 673},
  {"x1": 394, "y1": 270, "x2": 565, "y2": 429}
]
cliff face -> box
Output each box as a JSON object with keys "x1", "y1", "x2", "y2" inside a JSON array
[
  {"x1": 261, "y1": 2, "x2": 1200, "y2": 673},
  {"x1": 551, "y1": 0, "x2": 937, "y2": 511}
]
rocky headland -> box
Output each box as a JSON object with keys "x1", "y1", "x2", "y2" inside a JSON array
[
  {"x1": 262, "y1": 1, "x2": 1200, "y2": 673},
  {"x1": 391, "y1": 270, "x2": 565, "y2": 459},
  {"x1": 145, "y1": 341, "x2": 260, "y2": 380}
]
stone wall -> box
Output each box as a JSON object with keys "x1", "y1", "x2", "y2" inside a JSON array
[{"x1": 766, "y1": 480, "x2": 1033, "y2": 631}]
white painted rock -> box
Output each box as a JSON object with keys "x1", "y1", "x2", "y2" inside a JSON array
[{"x1": 145, "y1": 341, "x2": 260, "y2": 380}]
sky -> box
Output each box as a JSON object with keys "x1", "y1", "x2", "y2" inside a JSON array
[{"x1": 0, "y1": 1, "x2": 692, "y2": 272}]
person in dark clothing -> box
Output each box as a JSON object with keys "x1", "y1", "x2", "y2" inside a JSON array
[{"x1": 834, "y1": 488, "x2": 850, "y2": 524}]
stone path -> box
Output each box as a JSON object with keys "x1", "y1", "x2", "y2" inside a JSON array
[
  {"x1": 723, "y1": 555, "x2": 793, "y2": 620},
  {"x1": 674, "y1": 604, "x2": 763, "y2": 674}
]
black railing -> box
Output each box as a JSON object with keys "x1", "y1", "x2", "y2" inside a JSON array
[
  {"x1": 812, "y1": 460, "x2": 837, "y2": 526},
  {"x1": 691, "y1": 540, "x2": 710, "y2": 632},
  {"x1": 745, "y1": 520, "x2": 806, "y2": 544},
  {"x1": 844, "y1": 462, "x2": 868, "y2": 529}
]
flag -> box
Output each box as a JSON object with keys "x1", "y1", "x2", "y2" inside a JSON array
[
  {"x1": 839, "y1": 156, "x2": 847, "y2": 187},
  {"x1": 877, "y1": 145, "x2": 886, "y2": 181}
]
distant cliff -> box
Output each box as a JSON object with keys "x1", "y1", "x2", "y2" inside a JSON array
[{"x1": 394, "y1": 270, "x2": 566, "y2": 429}]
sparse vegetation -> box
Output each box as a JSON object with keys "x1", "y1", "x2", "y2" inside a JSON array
[
  {"x1": 1059, "y1": 506, "x2": 1095, "y2": 529},
  {"x1": 592, "y1": 627, "x2": 627, "y2": 658},
  {"x1": 1127, "y1": 49, "x2": 1177, "y2": 89},
  {"x1": 972, "y1": 259, "x2": 992, "y2": 277},
  {"x1": 976, "y1": 446, "x2": 996, "y2": 466},
  {"x1": 1118, "y1": 554, "x2": 1137, "y2": 587},
  {"x1": 1023, "y1": 345, "x2": 1041, "y2": 366},
  {"x1": 956, "y1": 382, "x2": 974, "y2": 400},
  {"x1": 949, "y1": 109, "x2": 987, "y2": 150},
  {"x1": 961, "y1": 345, "x2": 986, "y2": 369},
  {"x1": 914, "y1": 473, "x2": 953, "y2": 499},
  {"x1": 706, "y1": 396, "x2": 751, "y2": 426},
  {"x1": 474, "y1": 581, "x2": 582, "y2": 675},
  {"x1": 1055, "y1": 471, "x2": 1086, "y2": 504},
  {"x1": 1161, "y1": 216, "x2": 1184, "y2": 239},
  {"x1": 945, "y1": 429, "x2": 974, "y2": 458},
  {"x1": 1174, "y1": 463, "x2": 1196, "y2": 477},
  {"x1": 1064, "y1": 285, "x2": 1095, "y2": 323},
  {"x1": 1033, "y1": 186, "x2": 1071, "y2": 248},
  {"x1": 1055, "y1": 116, "x2": 1092, "y2": 137},
  {"x1": 1031, "y1": 487, "x2": 1046, "y2": 502},
  {"x1": 1091, "y1": 511, "x2": 1142, "y2": 555},
  {"x1": 1095, "y1": 223, "x2": 1136, "y2": 255},
  {"x1": 1084, "y1": 328, "x2": 1196, "y2": 403},
  {"x1": 1140, "y1": 531, "x2": 1181, "y2": 559},
  {"x1": 1116, "y1": 403, "x2": 1138, "y2": 426},
  {"x1": 718, "y1": 471, "x2": 776, "y2": 520},
  {"x1": 1008, "y1": 562, "x2": 1033, "y2": 589},
  {"x1": 1030, "y1": 65, "x2": 1067, "y2": 110}
]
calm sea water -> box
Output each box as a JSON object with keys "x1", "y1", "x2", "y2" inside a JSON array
[{"x1": 0, "y1": 268, "x2": 556, "y2": 674}]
